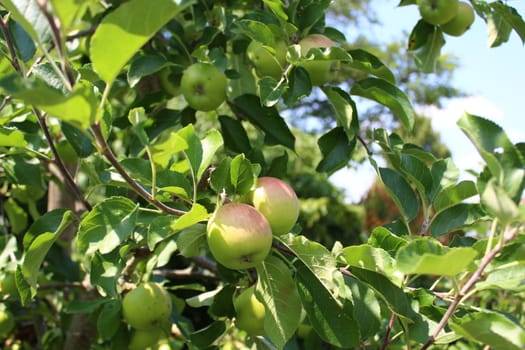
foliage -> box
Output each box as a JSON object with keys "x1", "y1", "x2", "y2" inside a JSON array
[{"x1": 0, "y1": 1, "x2": 524, "y2": 349}]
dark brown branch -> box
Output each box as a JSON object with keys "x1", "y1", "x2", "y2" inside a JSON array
[
  {"x1": 381, "y1": 313, "x2": 396, "y2": 350},
  {"x1": 357, "y1": 134, "x2": 372, "y2": 156},
  {"x1": 0, "y1": 16, "x2": 22, "y2": 72},
  {"x1": 91, "y1": 122, "x2": 186, "y2": 216}
]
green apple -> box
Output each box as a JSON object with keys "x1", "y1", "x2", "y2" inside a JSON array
[
  {"x1": 129, "y1": 328, "x2": 163, "y2": 350},
  {"x1": 233, "y1": 285, "x2": 265, "y2": 336},
  {"x1": 441, "y1": 1, "x2": 475, "y2": 36},
  {"x1": 246, "y1": 40, "x2": 287, "y2": 80},
  {"x1": 122, "y1": 282, "x2": 172, "y2": 330},
  {"x1": 180, "y1": 63, "x2": 227, "y2": 111},
  {"x1": 159, "y1": 67, "x2": 182, "y2": 96},
  {"x1": 0, "y1": 305, "x2": 15, "y2": 338},
  {"x1": 418, "y1": 0, "x2": 459, "y2": 25},
  {"x1": 298, "y1": 34, "x2": 338, "y2": 86},
  {"x1": 251, "y1": 177, "x2": 300, "y2": 235},
  {"x1": 206, "y1": 203, "x2": 272, "y2": 270}
]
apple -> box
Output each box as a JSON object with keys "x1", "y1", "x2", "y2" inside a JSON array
[
  {"x1": 206, "y1": 203, "x2": 272, "y2": 270},
  {"x1": 233, "y1": 285, "x2": 265, "y2": 336},
  {"x1": 441, "y1": 1, "x2": 475, "y2": 36},
  {"x1": 122, "y1": 282, "x2": 172, "y2": 330},
  {"x1": 0, "y1": 306, "x2": 15, "y2": 338},
  {"x1": 298, "y1": 34, "x2": 338, "y2": 86},
  {"x1": 418, "y1": 0, "x2": 459, "y2": 25},
  {"x1": 246, "y1": 40, "x2": 287, "y2": 80},
  {"x1": 180, "y1": 62, "x2": 227, "y2": 111},
  {"x1": 158, "y1": 67, "x2": 181, "y2": 96},
  {"x1": 129, "y1": 328, "x2": 163, "y2": 350},
  {"x1": 251, "y1": 177, "x2": 299, "y2": 235}
]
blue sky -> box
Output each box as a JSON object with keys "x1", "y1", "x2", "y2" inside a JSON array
[{"x1": 332, "y1": 1, "x2": 525, "y2": 202}]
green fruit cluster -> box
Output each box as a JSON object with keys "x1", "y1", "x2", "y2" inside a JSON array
[
  {"x1": 206, "y1": 177, "x2": 299, "y2": 270},
  {"x1": 418, "y1": 0, "x2": 475, "y2": 37},
  {"x1": 122, "y1": 282, "x2": 172, "y2": 349}
]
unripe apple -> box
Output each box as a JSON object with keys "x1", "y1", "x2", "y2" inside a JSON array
[
  {"x1": 122, "y1": 282, "x2": 172, "y2": 330},
  {"x1": 418, "y1": 0, "x2": 459, "y2": 25},
  {"x1": 441, "y1": 1, "x2": 475, "y2": 36},
  {"x1": 206, "y1": 203, "x2": 272, "y2": 270},
  {"x1": 233, "y1": 285, "x2": 265, "y2": 336},
  {"x1": 251, "y1": 177, "x2": 299, "y2": 235},
  {"x1": 246, "y1": 40, "x2": 287, "y2": 80},
  {"x1": 298, "y1": 34, "x2": 338, "y2": 86},
  {"x1": 180, "y1": 63, "x2": 227, "y2": 111},
  {"x1": 129, "y1": 328, "x2": 163, "y2": 350}
]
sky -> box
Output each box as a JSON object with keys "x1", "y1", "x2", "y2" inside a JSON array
[{"x1": 332, "y1": 1, "x2": 525, "y2": 202}]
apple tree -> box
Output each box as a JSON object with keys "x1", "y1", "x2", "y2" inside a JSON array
[{"x1": 0, "y1": 0, "x2": 524, "y2": 349}]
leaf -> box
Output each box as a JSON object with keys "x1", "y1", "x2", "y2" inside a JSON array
[
  {"x1": 351, "y1": 77, "x2": 415, "y2": 131},
  {"x1": 374, "y1": 165, "x2": 419, "y2": 222},
  {"x1": 316, "y1": 127, "x2": 356, "y2": 175},
  {"x1": 177, "y1": 124, "x2": 202, "y2": 183},
  {"x1": 127, "y1": 54, "x2": 167, "y2": 87},
  {"x1": 49, "y1": 0, "x2": 88, "y2": 32},
  {"x1": 61, "y1": 122, "x2": 95, "y2": 158},
  {"x1": 256, "y1": 256, "x2": 302, "y2": 349},
  {"x1": 481, "y1": 179, "x2": 519, "y2": 224},
  {"x1": 477, "y1": 262, "x2": 525, "y2": 292},
  {"x1": 282, "y1": 66, "x2": 311, "y2": 107},
  {"x1": 345, "y1": 278, "x2": 381, "y2": 340},
  {"x1": 340, "y1": 245, "x2": 403, "y2": 285},
  {"x1": 90, "y1": 0, "x2": 192, "y2": 84},
  {"x1": 396, "y1": 238, "x2": 478, "y2": 276},
  {"x1": 430, "y1": 203, "x2": 485, "y2": 237},
  {"x1": 0, "y1": 127, "x2": 27, "y2": 147},
  {"x1": 407, "y1": 20, "x2": 445, "y2": 73},
  {"x1": 449, "y1": 311, "x2": 525, "y2": 350},
  {"x1": 229, "y1": 154, "x2": 257, "y2": 195},
  {"x1": 97, "y1": 300, "x2": 122, "y2": 340},
  {"x1": 77, "y1": 197, "x2": 139, "y2": 256},
  {"x1": 367, "y1": 227, "x2": 407, "y2": 254},
  {"x1": 8, "y1": 20, "x2": 36, "y2": 62},
  {"x1": 218, "y1": 116, "x2": 251, "y2": 154},
  {"x1": 147, "y1": 215, "x2": 177, "y2": 250},
  {"x1": 346, "y1": 49, "x2": 395, "y2": 84},
  {"x1": 234, "y1": 19, "x2": 275, "y2": 46},
  {"x1": 232, "y1": 94, "x2": 295, "y2": 150},
  {"x1": 90, "y1": 252, "x2": 122, "y2": 298},
  {"x1": 321, "y1": 87, "x2": 358, "y2": 137},
  {"x1": 150, "y1": 131, "x2": 188, "y2": 167},
  {"x1": 189, "y1": 321, "x2": 227, "y2": 349},
  {"x1": 259, "y1": 76, "x2": 286, "y2": 107},
  {"x1": 349, "y1": 266, "x2": 414, "y2": 322},
  {"x1": 488, "y1": 3, "x2": 525, "y2": 47},
  {"x1": 295, "y1": 262, "x2": 359, "y2": 348},
  {"x1": 432, "y1": 180, "x2": 478, "y2": 212},
  {"x1": 1, "y1": 0, "x2": 51, "y2": 43},
  {"x1": 171, "y1": 203, "x2": 209, "y2": 231},
  {"x1": 21, "y1": 209, "x2": 75, "y2": 297},
  {"x1": 263, "y1": 0, "x2": 288, "y2": 20},
  {"x1": 198, "y1": 129, "x2": 223, "y2": 182},
  {"x1": 176, "y1": 224, "x2": 207, "y2": 257}
]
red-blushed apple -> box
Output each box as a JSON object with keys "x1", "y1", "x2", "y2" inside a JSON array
[
  {"x1": 298, "y1": 34, "x2": 338, "y2": 86},
  {"x1": 233, "y1": 285, "x2": 265, "y2": 336},
  {"x1": 246, "y1": 40, "x2": 287, "y2": 80},
  {"x1": 251, "y1": 177, "x2": 299, "y2": 235},
  {"x1": 418, "y1": 0, "x2": 459, "y2": 25},
  {"x1": 122, "y1": 282, "x2": 172, "y2": 330},
  {"x1": 206, "y1": 203, "x2": 272, "y2": 270},
  {"x1": 441, "y1": 1, "x2": 475, "y2": 36},
  {"x1": 180, "y1": 62, "x2": 227, "y2": 111}
]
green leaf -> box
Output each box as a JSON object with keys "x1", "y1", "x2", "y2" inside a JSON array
[
  {"x1": 256, "y1": 256, "x2": 302, "y2": 349},
  {"x1": 428, "y1": 158, "x2": 460, "y2": 202},
  {"x1": 487, "y1": 10, "x2": 512, "y2": 48},
  {"x1": 61, "y1": 122, "x2": 95, "y2": 158},
  {"x1": 321, "y1": 87, "x2": 358, "y2": 137},
  {"x1": 346, "y1": 49, "x2": 395, "y2": 84},
  {"x1": 316, "y1": 127, "x2": 356, "y2": 175},
  {"x1": 49, "y1": 0, "x2": 88, "y2": 32},
  {"x1": 374, "y1": 165, "x2": 419, "y2": 222},
  {"x1": 489, "y1": 3, "x2": 525, "y2": 47},
  {"x1": 0, "y1": 127, "x2": 26, "y2": 147},
  {"x1": 367, "y1": 227, "x2": 407, "y2": 254},
  {"x1": 4, "y1": 198, "x2": 28, "y2": 233},
  {"x1": 396, "y1": 238, "x2": 478, "y2": 276},
  {"x1": 198, "y1": 129, "x2": 223, "y2": 183},
  {"x1": 190, "y1": 321, "x2": 227, "y2": 349},
  {"x1": 90, "y1": 0, "x2": 192, "y2": 84},
  {"x1": 432, "y1": 180, "x2": 478, "y2": 212},
  {"x1": 90, "y1": 252, "x2": 122, "y2": 298},
  {"x1": 429, "y1": 203, "x2": 485, "y2": 237},
  {"x1": 176, "y1": 224, "x2": 207, "y2": 257},
  {"x1": 232, "y1": 94, "x2": 295, "y2": 150},
  {"x1": 398, "y1": 154, "x2": 433, "y2": 203},
  {"x1": 177, "y1": 124, "x2": 202, "y2": 183},
  {"x1": 282, "y1": 66, "x2": 311, "y2": 107},
  {"x1": 263, "y1": 0, "x2": 288, "y2": 20},
  {"x1": 477, "y1": 262, "x2": 525, "y2": 292},
  {"x1": 351, "y1": 77, "x2": 415, "y2": 131},
  {"x1": 1, "y1": 0, "x2": 51, "y2": 43},
  {"x1": 21, "y1": 209, "x2": 75, "y2": 297},
  {"x1": 230, "y1": 154, "x2": 257, "y2": 195},
  {"x1": 65, "y1": 298, "x2": 107, "y2": 314},
  {"x1": 349, "y1": 266, "x2": 414, "y2": 322},
  {"x1": 147, "y1": 215, "x2": 177, "y2": 250},
  {"x1": 97, "y1": 300, "x2": 122, "y2": 340},
  {"x1": 259, "y1": 76, "x2": 286, "y2": 107},
  {"x1": 150, "y1": 131, "x2": 188, "y2": 167},
  {"x1": 8, "y1": 20, "x2": 36, "y2": 62},
  {"x1": 450, "y1": 311, "x2": 525, "y2": 350},
  {"x1": 127, "y1": 54, "x2": 167, "y2": 88},
  {"x1": 234, "y1": 19, "x2": 275, "y2": 46},
  {"x1": 295, "y1": 262, "x2": 359, "y2": 348},
  {"x1": 345, "y1": 278, "x2": 381, "y2": 340},
  {"x1": 340, "y1": 245, "x2": 403, "y2": 285},
  {"x1": 481, "y1": 179, "x2": 519, "y2": 224},
  {"x1": 407, "y1": 20, "x2": 445, "y2": 73},
  {"x1": 77, "y1": 197, "x2": 139, "y2": 256},
  {"x1": 171, "y1": 203, "x2": 209, "y2": 231},
  {"x1": 218, "y1": 116, "x2": 251, "y2": 154}
]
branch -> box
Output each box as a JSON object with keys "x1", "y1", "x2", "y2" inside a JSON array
[
  {"x1": 420, "y1": 226, "x2": 520, "y2": 349},
  {"x1": 91, "y1": 122, "x2": 186, "y2": 216}
]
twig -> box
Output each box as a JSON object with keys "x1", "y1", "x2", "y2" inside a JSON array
[
  {"x1": 420, "y1": 226, "x2": 520, "y2": 349},
  {"x1": 0, "y1": 17, "x2": 22, "y2": 73},
  {"x1": 91, "y1": 122, "x2": 186, "y2": 216},
  {"x1": 381, "y1": 313, "x2": 396, "y2": 350},
  {"x1": 357, "y1": 134, "x2": 372, "y2": 156}
]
